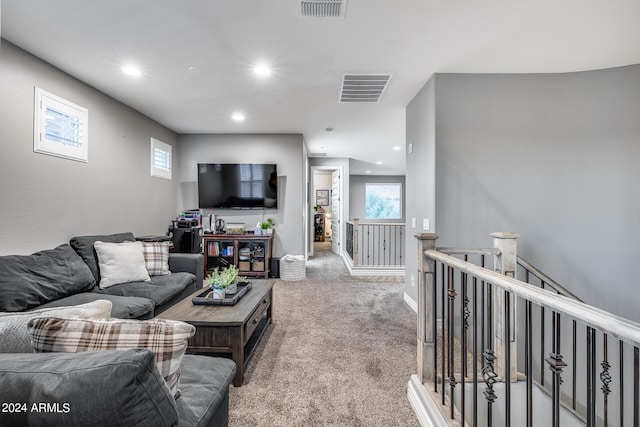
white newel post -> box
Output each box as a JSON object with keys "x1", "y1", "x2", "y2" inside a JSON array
[
  {"x1": 416, "y1": 233, "x2": 438, "y2": 383},
  {"x1": 492, "y1": 231, "x2": 519, "y2": 382}
]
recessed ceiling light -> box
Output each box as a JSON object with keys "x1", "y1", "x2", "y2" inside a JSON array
[
  {"x1": 122, "y1": 66, "x2": 142, "y2": 77},
  {"x1": 366, "y1": 170, "x2": 372, "y2": 174},
  {"x1": 253, "y1": 63, "x2": 271, "y2": 77},
  {"x1": 320, "y1": 146, "x2": 329, "y2": 150},
  {"x1": 376, "y1": 161, "x2": 383, "y2": 165},
  {"x1": 393, "y1": 146, "x2": 401, "y2": 151},
  {"x1": 231, "y1": 112, "x2": 245, "y2": 122},
  {"x1": 188, "y1": 66, "x2": 202, "y2": 74}
]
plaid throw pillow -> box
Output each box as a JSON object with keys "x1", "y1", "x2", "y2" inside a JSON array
[
  {"x1": 142, "y1": 242, "x2": 171, "y2": 276},
  {"x1": 27, "y1": 317, "x2": 195, "y2": 398}
]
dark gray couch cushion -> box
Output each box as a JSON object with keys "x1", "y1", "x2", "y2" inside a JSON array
[
  {"x1": 177, "y1": 355, "x2": 236, "y2": 427},
  {"x1": 69, "y1": 232, "x2": 136, "y2": 284},
  {"x1": 0, "y1": 349, "x2": 178, "y2": 427},
  {"x1": 93, "y1": 272, "x2": 195, "y2": 308},
  {"x1": 0, "y1": 244, "x2": 96, "y2": 312},
  {"x1": 34, "y1": 293, "x2": 155, "y2": 319}
]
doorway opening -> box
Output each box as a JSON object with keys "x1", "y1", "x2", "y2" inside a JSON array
[{"x1": 310, "y1": 166, "x2": 342, "y2": 258}]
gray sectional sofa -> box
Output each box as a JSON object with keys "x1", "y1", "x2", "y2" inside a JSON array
[
  {"x1": 0, "y1": 232, "x2": 203, "y2": 318},
  {"x1": 0, "y1": 232, "x2": 237, "y2": 427}
]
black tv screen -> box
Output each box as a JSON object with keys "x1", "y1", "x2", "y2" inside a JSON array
[{"x1": 198, "y1": 163, "x2": 278, "y2": 209}]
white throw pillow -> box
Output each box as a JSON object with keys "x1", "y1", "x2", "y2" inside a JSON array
[
  {"x1": 94, "y1": 241, "x2": 150, "y2": 289},
  {"x1": 0, "y1": 300, "x2": 112, "y2": 353}
]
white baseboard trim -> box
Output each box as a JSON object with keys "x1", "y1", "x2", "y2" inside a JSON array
[
  {"x1": 407, "y1": 375, "x2": 448, "y2": 427},
  {"x1": 404, "y1": 293, "x2": 418, "y2": 312},
  {"x1": 341, "y1": 253, "x2": 405, "y2": 276}
]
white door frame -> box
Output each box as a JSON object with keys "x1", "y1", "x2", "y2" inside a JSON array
[{"x1": 309, "y1": 165, "x2": 344, "y2": 258}]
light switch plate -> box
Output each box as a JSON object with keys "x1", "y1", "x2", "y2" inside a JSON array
[{"x1": 423, "y1": 218, "x2": 430, "y2": 231}]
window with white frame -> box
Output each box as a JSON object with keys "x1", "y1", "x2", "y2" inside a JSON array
[
  {"x1": 365, "y1": 183, "x2": 402, "y2": 219},
  {"x1": 150, "y1": 138, "x2": 172, "y2": 180},
  {"x1": 34, "y1": 87, "x2": 89, "y2": 162}
]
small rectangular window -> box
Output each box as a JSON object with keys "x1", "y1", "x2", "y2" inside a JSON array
[
  {"x1": 365, "y1": 183, "x2": 402, "y2": 219},
  {"x1": 150, "y1": 138, "x2": 172, "y2": 180},
  {"x1": 34, "y1": 87, "x2": 88, "y2": 162}
]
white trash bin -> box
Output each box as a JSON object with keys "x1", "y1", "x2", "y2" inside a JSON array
[{"x1": 279, "y1": 254, "x2": 306, "y2": 281}]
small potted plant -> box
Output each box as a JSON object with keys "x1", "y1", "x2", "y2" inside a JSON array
[
  {"x1": 205, "y1": 265, "x2": 246, "y2": 298},
  {"x1": 260, "y1": 218, "x2": 274, "y2": 235}
]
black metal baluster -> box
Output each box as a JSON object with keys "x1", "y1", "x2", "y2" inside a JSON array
[
  {"x1": 473, "y1": 276, "x2": 478, "y2": 427},
  {"x1": 601, "y1": 334, "x2": 611, "y2": 426},
  {"x1": 461, "y1": 269, "x2": 468, "y2": 425},
  {"x1": 448, "y1": 266, "x2": 457, "y2": 419},
  {"x1": 634, "y1": 346, "x2": 639, "y2": 427},
  {"x1": 620, "y1": 340, "x2": 624, "y2": 427},
  {"x1": 540, "y1": 281, "x2": 546, "y2": 387},
  {"x1": 586, "y1": 327, "x2": 596, "y2": 426},
  {"x1": 441, "y1": 263, "x2": 446, "y2": 406},
  {"x1": 572, "y1": 320, "x2": 577, "y2": 411},
  {"x1": 526, "y1": 300, "x2": 533, "y2": 427},
  {"x1": 481, "y1": 255, "x2": 486, "y2": 372},
  {"x1": 546, "y1": 311, "x2": 566, "y2": 427},
  {"x1": 482, "y1": 282, "x2": 497, "y2": 426},
  {"x1": 505, "y1": 290, "x2": 511, "y2": 427},
  {"x1": 433, "y1": 261, "x2": 438, "y2": 394}
]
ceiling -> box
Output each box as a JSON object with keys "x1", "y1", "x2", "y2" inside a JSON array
[{"x1": 2, "y1": 1, "x2": 639, "y2": 175}]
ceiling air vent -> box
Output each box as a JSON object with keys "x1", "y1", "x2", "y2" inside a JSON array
[
  {"x1": 298, "y1": 0, "x2": 346, "y2": 18},
  {"x1": 309, "y1": 152, "x2": 328, "y2": 157},
  {"x1": 339, "y1": 74, "x2": 392, "y2": 103}
]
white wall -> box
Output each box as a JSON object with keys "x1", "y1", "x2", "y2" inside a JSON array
[
  {"x1": 0, "y1": 40, "x2": 179, "y2": 255},
  {"x1": 176, "y1": 133, "x2": 305, "y2": 258}
]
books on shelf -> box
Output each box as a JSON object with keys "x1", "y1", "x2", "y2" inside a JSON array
[{"x1": 207, "y1": 241, "x2": 234, "y2": 257}]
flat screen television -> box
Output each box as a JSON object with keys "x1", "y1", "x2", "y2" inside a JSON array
[{"x1": 197, "y1": 163, "x2": 278, "y2": 209}]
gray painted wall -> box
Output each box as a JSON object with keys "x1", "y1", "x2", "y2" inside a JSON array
[
  {"x1": 405, "y1": 77, "x2": 437, "y2": 303},
  {"x1": 349, "y1": 175, "x2": 406, "y2": 223},
  {"x1": 176, "y1": 134, "x2": 305, "y2": 258},
  {"x1": 0, "y1": 40, "x2": 179, "y2": 255},
  {"x1": 406, "y1": 65, "x2": 640, "y2": 321}
]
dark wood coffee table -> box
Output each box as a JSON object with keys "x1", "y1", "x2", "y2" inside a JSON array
[{"x1": 158, "y1": 279, "x2": 274, "y2": 386}]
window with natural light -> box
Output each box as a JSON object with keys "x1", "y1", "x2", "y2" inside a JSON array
[
  {"x1": 34, "y1": 87, "x2": 88, "y2": 162},
  {"x1": 150, "y1": 138, "x2": 172, "y2": 180},
  {"x1": 365, "y1": 183, "x2": 402, "y2": 219}
]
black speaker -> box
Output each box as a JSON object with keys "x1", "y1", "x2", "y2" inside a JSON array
[
  {"x1": 170, "y1": 225, "x2": 202, "y2": 253},
  {"x1": 269, "y1": 258, "x2": 280, "y2": 278}
]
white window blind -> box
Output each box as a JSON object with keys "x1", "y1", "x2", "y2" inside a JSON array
[
  {"x1": 34, "y1": 87, "x2": 88, "y2": 162},
  {"x1": 150, "y1": 138, "x2": 172, "y2": 180}
]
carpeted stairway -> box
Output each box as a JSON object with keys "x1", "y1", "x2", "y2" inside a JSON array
[{"x1": 228, "y1": 242, "x2": 419, "y2": 426}]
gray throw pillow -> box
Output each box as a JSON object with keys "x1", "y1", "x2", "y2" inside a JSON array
[
  {"x1": 0, "y1": 349, "x2": 179, "y2": 426},
  {"x1": 0, "y1": 300, "x2": 112, "y2": 353}
]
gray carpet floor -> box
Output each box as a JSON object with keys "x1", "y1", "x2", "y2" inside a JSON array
[{"x1": 228, "y1": 242, "x2": 419, "y2": 426}]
